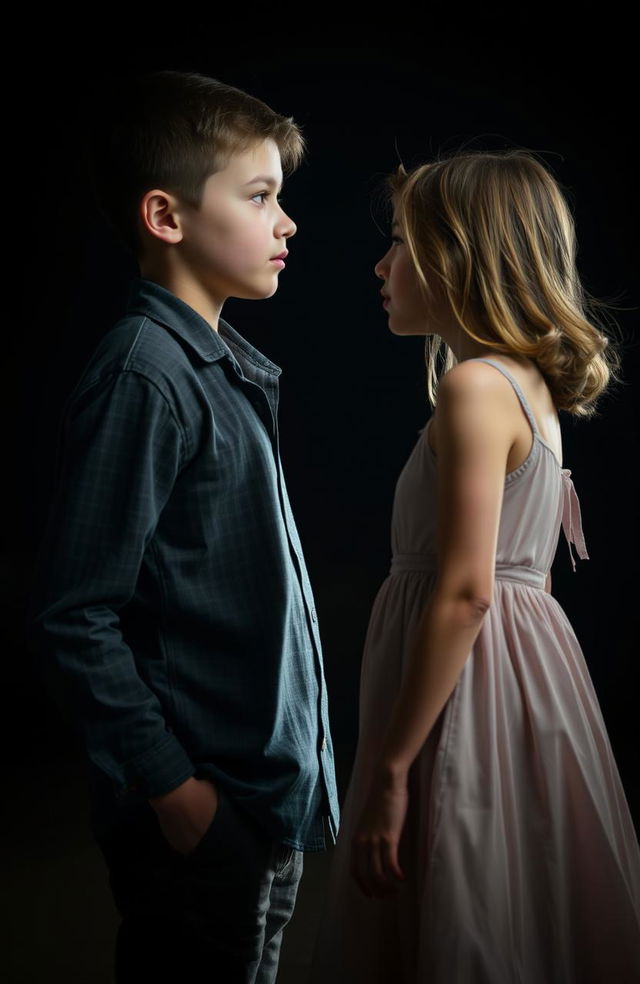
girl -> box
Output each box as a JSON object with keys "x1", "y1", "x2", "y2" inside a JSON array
[{"x1": 308, "y1": 150, "x2": 640, "y2": 982}]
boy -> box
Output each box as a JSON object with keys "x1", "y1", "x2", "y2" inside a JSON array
[{"x1": 27, "y1": 70, "x2": 340, "y2": 983}]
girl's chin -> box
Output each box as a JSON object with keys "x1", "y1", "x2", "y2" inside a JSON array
[{"x1": 389, "y1": 323, "x2": 429, "y2": 337}]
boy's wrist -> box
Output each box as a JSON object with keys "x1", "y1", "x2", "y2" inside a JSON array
[{"x1": 149, "y1": 775, "x2": 200, "y2": 813}]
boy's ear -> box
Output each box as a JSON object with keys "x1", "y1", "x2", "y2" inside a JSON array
[{"x1": 139, "y1": 189, "x2": 184, "y2": 247}]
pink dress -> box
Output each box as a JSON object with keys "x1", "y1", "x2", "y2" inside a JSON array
[{"x1": 308, "y1": 357, "x2": 640, "y2": 983}]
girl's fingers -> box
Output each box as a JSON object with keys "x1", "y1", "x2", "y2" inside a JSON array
[
  {"x1": 351, "y1": 836, "x2": 404, "y2": 898},
  {"x1": 381, "y1": 838, "x2": 405, "y2": 886},
  {"x1": 388, "y1": 839, "x2": 405, "y2": 882},
  {"x1": 369, "y1": 840, "x2": 389, "y2": 895}
]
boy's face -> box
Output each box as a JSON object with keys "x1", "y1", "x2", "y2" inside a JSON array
[{"x1": 168, "y1": 138, "x2": 297, "y2": 302}]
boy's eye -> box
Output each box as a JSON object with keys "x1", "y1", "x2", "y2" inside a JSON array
[{"x1": 251, "y1": 191, "x2": 285, "y2": 205}]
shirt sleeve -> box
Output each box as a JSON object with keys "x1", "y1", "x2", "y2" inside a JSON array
[{"x1": 26, "y1": 367, "x2": 196, "y2": 801}]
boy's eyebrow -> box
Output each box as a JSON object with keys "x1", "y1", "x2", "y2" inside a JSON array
[{"x1": 243, "y1": 175, "x2": 284, "y2": 190}]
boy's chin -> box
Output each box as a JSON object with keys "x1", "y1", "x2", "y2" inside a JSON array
[{"x1": 235, "y1": 281, "x2": 280, "y2": 301}]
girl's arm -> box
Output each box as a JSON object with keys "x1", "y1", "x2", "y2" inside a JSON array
[{"x1": 376, "y1": 360, "x2": 515, "y2": 777}]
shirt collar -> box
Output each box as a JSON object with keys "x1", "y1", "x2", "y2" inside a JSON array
[{"x1": 125, "y1": 276, "x2": 282, "y2": 376}]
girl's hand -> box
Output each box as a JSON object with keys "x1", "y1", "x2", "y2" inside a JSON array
[{"x1": 349, "y1": 768, "x2": 409, "y2": 898}]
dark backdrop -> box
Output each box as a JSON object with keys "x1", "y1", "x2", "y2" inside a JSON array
[{"x1": 8, "y1": 42, "x2": 639, "y2": 845}]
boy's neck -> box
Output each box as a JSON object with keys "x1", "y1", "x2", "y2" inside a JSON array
[{"x1": 138, "y1": 266, "x2": 223, "y2": 334}]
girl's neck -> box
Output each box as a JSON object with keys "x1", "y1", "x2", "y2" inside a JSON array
[{"x1": 441, "y1": 325, "x2": 528, "y2": 367}]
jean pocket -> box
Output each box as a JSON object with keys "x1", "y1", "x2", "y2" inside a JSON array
[
  {"x1": 184, "y1": 786, "x2": 226, "y2": 862},
  {"x1": 273, "y1": 843, "x2": 296, "y2": 875}
]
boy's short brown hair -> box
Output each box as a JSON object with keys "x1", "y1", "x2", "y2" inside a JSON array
[{"x1": 85, "y1": 69, "x2": 306, "y2": 259}]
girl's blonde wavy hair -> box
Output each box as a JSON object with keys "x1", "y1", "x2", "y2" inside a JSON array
[{"x1": 384, "y1": 150, "x2": 622, "y2": 416}]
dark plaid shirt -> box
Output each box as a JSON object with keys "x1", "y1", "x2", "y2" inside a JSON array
[{"x1": 27, "y1": 277, "x2": 340, "y2": 851}]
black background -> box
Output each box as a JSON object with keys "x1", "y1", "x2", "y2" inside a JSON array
[{"x1": 8, "y1": 37, "x2": 639, "y2": 825}]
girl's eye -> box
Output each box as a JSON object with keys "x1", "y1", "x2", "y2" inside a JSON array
[
  {"x1": 252, "y1": 191, "x2": 285, "y2": 205},
  {"x1": 391, "y1": 235, "x2": 404, "y2": 245}
]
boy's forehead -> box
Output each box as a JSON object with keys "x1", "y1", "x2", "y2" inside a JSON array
[{"x1": 225, "y1": 137, "x2": 284, "y2": 185}]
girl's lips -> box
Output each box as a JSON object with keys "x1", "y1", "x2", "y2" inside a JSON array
[
  {"x1": 383, "y1": 297, "x2": 390, "y2": 308},
  {"x1": 270, "y1": 259, "x2": 285, "y2": 268}
]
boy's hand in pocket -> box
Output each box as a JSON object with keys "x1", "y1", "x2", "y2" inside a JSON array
[{"x1": 149, "y1": 776, "x2": 219, "y2": 855}]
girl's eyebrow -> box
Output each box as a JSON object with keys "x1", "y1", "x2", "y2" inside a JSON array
[{"x1": 391, "y1": 220, "x2": 400, "y2": 230}]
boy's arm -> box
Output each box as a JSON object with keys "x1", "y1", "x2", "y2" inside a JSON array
[{"x1": 27, "y1": 367, "x2": 195, "y2": 802}]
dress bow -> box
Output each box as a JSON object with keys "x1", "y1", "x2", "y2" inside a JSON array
[{"x1": 560, "y1": 469, "x2": 590, "y2": 572}]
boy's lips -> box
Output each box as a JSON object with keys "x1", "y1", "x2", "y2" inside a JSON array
[{"x1": 271, "y1": 250, "x2": 288, "y2": 260}]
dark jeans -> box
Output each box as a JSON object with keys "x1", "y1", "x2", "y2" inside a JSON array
[{"x1": 96, "y1": 783, "x2": 304, "y2": 983}]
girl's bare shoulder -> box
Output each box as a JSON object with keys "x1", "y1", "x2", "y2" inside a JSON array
[
  {"x1": 429, "y1": 359, "x2": 519, "y2": 454},
  {"x1": 436, "y1": 358, "x2": 516, "y2": 413}
]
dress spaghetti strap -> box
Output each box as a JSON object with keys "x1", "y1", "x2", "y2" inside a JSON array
[{"x1": 467, "y1": 357, "x2": 540, "y2": 437}]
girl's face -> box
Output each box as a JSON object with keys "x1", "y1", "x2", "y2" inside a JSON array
[{"x1": 375, "y1": 212, "x2": 448, "y2": 337}]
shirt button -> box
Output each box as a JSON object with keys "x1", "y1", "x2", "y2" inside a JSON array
[
  {"x1": 321, "y1": 735, "x2": 327, "y2": 751},
  {"x1": 311, "y1": 607, "x2": 317, "y2": 622}
]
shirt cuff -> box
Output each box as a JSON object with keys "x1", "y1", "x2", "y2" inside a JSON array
[{"x1": 114, "y1": 731, "x2": 196, "y2": 801}]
